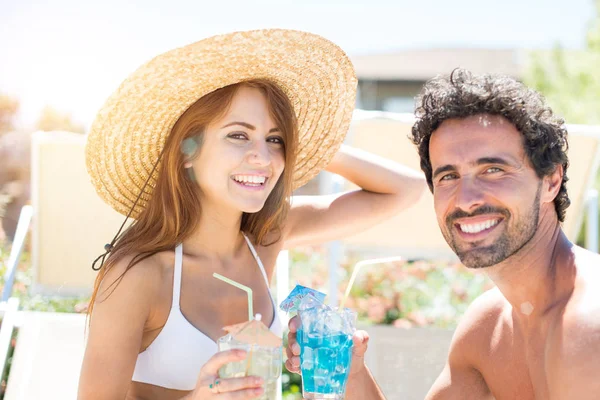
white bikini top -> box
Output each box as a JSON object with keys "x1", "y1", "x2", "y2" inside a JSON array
[{"x1": 131, "y1": 234, "x2": 284, "y2": 390}]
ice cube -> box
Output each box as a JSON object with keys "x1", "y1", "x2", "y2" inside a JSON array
[
  {"x1": 329, "y1": 335, "x2": 340, "y2": 348},
  {"x1": 303, "y1": 346, "x2": 313, "y2": 359},
  {"x1": 314, "y1": 376, "x2": 328, "y2": 390},
  {"x1": 301, "y1": 346, "x2": 315, "y2": 371},
  {"x1": 307, "y1": 331, "x2": 325, "y2": 346},
  {"x1": 300, "y1": 312, "x2": 314, "y2": 335},
  {"x1": 313, "y1": 318, "x2": 327, "y2": 335},
  {"x1": 279, "y1": 285, "x2": 326, "y2": 313},
  {"x1": 315, "y1": 347, "x2": 333, "y2": 364},
  {"x1": 301, "y1": 359, "x2": 314, "y2": 371},
  {"x1": 339, "y1": 308, "x2": 357, "y2": 335},
  {"x1": 324, "y1": 311, "x2": 344, "y2": 333},
  {"x1": 298, "y1": 293, "x2": 325, "y2": 312}
]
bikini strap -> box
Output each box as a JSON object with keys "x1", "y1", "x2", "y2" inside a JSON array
[
  {"x1": 242, "y1": 233, "x2": 270, "y2": 288},
  {"x1": 172, "y1": 244, "x2": 183, "y2": 308}
]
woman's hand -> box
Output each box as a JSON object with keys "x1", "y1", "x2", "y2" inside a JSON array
[{"x1": 191, "y1": 349, "x2": 265, "y2": 399}]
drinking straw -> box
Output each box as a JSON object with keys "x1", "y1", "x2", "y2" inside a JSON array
[
  {"x1": 340, "y1": 256, "x2": 403, "y2": 310},
  {"x1": 213, "y1": 273, "x2": 253, "y2": 321},
  {"x1": 245, "y1": 313, "x2": 263, "y2": 375}
]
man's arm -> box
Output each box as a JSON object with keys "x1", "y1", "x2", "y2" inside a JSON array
[
  {"x1": 343, "y1": 331, "x2": 385, "y2": 400},
  {"x1": 344, "y1": 365, "x2": 385, "y2": 400},
  {"x1": 425, "y1": 355, "x2": 493, "y2": 400},
  {"x1": 426, "y1": 290, "x2": 502, "y2": 400},
  {"x1": 348, "y1": 307, "x2": 492, "y2": 400}
]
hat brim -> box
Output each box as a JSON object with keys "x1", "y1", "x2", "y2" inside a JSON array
[{"x1": 85, "y1": 29, "x2": 357, "y2": 217}]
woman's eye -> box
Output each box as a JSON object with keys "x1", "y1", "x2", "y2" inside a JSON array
[
  {"x1": 267, "y1": 136, "x2": 284, "y2": 145},
  {"x1": 228, "y1": 132, "x2": 248, "y2": 140}
]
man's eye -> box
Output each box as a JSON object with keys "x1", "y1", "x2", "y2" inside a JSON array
[
  {"x1": 486, "y1": 167, "x2": 502, "y2": 173},
  {"x1": 440, "y1": 173, "x2": 457, "y2": 181}
]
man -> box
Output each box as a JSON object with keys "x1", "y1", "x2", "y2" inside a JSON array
[{"x1": 285, "y1": 69, "x2": 600, "y2": 399}]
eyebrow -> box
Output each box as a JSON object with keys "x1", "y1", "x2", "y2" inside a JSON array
[
  {"x1": 432, "y1": 157, "x2": 514, "y2": 179},
  {"x1": 221, "y1": 121, "x2": 280, "y2": 133}
]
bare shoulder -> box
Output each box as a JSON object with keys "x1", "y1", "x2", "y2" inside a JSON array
[
  {"x1": 573, "y1": 245, "x2": 600, "y2": 293},
  {"x1": 79, "y1": 250, "x2": 172, "y2": 398},
  {"x1": 92, "y1": 250, "x2": 172, "y2": 328},
  {"x1": 455, "y1": 287, "x2": 506, "y2": 335},
  {"x1": 545, "y1": 246, "x2": 600, "y2": 397},
  {"x1": 425, "y1": 288, "x2": 502, "y2": 400},
  {"x1": 449, "y1": 287, "x2": 507, "y2": 362},
  {"x1": 96, "y1": 251, "x2": 166, "y2": 302},
  {"x1": 561, "y1": 246, "x2": 600, "y2": 326}
]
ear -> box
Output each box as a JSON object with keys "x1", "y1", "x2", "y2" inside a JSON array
[
  {"x1": 184, "y1": 161, "x2": 193, "y2": 169},
  {"x1": 541, "y1": 165, "x2": 563, "y2": 203}
]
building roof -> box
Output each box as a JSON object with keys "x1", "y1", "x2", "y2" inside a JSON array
[{"x1": 351, "y1": 48, "x2": 524, "y2": 81}]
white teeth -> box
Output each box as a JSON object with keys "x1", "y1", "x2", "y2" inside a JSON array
[
  {"x1": 232, "y1": 175, "x2": 266, "y2": 185},
  {"x1": 459, "y1": 219, "x2": 499, "y2": 234}
]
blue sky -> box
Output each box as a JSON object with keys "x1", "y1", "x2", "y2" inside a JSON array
[{"x1": 0, "y1": 0, "x2": 595, "y2": 128}]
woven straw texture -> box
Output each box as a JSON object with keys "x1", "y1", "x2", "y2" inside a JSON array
[{"x1": 86, "y1": 29, "x2": 357, "y2": 217}]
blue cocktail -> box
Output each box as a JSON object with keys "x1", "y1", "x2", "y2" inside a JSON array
[
  {"x1": 297, "y1": 329, "x2": 354, "y2": 399},
  {"x1": 297, "y1": 299, "x2": 356, "y2": 400}
]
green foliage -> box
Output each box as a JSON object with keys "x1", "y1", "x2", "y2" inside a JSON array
[
  {"x1": 524, "y1": 1, "x2": 600, "y2": 249},
  {"x1": 0, "y1": 243, "x2": 89, "y2": 313},
  {"x1": 524, "y1": 1, "x2": 600, "y2": 125}
]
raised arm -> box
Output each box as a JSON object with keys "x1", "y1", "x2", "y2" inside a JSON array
[{"x1": 283, "y1": 144, "x2": 425, "y2": 248}]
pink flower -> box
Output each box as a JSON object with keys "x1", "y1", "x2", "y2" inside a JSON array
[
  {"x1": 342, "y1": 297, "x2": 356, "y2": 309},
  {"x1": 407, "y1": 311, "x2": 429, "y2": 326},
  {"x1": 408, "y1": 268, "x2": 428, "y2": 280},
  {"x1": 393, "y1": 318, "x2": 413, "y2": 329},
  {"x1": 366, "y1": 296, "x2": 388, "y2": 324},
  {"x1": 451, "y1": 283, "x2": 468, "y2": 301},
  {"x1": 75, "y1": 301, "x2": 89, "y2": 313}
]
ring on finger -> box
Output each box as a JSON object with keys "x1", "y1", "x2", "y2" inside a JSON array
[{"x1": 209, "y1": 378, "x2": 221, "y2": 394}]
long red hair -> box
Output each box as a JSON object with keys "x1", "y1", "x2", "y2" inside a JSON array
[{"x1": 88, "y1": 79, "x2": 298, "y2": 321}]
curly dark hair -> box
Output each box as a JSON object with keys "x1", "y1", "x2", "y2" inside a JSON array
[{"x1": 410, "y1": 68, "x2": 570, "y2": 222}]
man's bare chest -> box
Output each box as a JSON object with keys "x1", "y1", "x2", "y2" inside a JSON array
[{"x1": 477, "y1": 325, "x2": 552, "y2": 399}]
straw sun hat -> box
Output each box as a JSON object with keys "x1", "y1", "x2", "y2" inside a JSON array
[{"x1": 85, "y1": 29, "x2": 357, "y2": 219}]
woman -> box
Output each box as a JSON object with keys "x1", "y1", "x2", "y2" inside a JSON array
[{"x1": 78, "y1": 29, "x2": 424, "y2": 400}]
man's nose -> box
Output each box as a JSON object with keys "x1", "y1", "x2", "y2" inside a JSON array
[{"x1": 454, "y1": 178, "x2": 485, "y2": 213}]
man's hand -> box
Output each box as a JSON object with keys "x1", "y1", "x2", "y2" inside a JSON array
[{"x1": 284, "y1": 315, "x2": 370, "y2": 377}]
